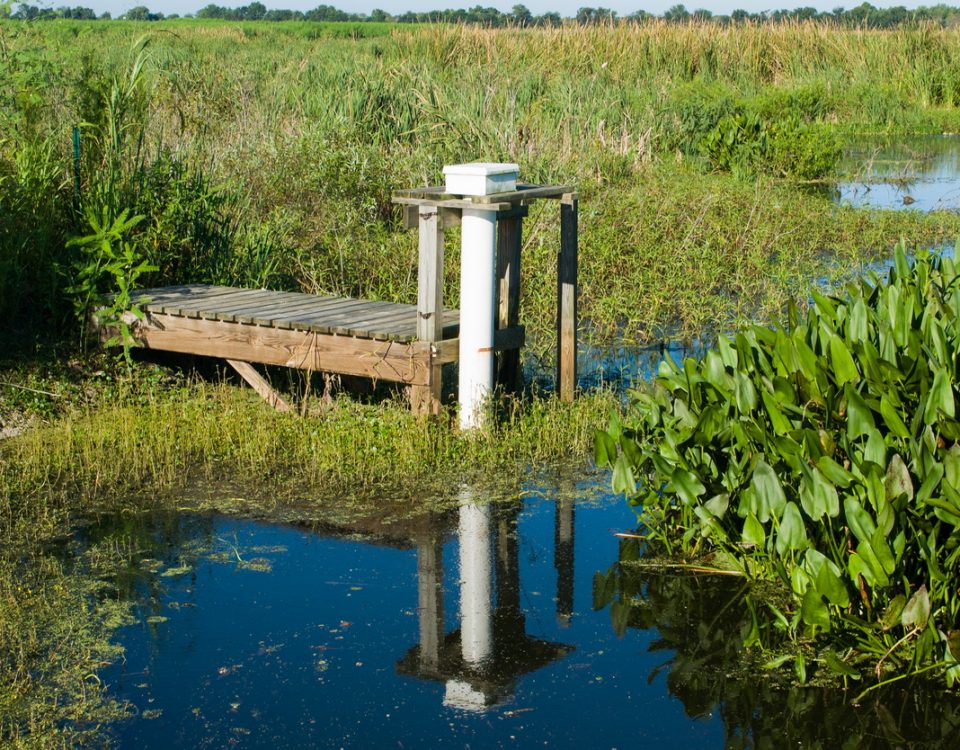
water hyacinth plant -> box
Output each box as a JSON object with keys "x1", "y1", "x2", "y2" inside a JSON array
[{"x1": 597, "y1": 244, "x2": 960, "y2": 687}]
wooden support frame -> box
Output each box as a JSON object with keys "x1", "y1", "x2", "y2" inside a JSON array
[
  {"x1": 411, "y1": 206, "x2": 446, "y2": 416},
  {"x1": 495, "y1": 205, "x2": 527, "y2": 394},
  {"x1": 558, "y1": 194, "x2": 578, "y2": 403},
  {"x1": 226, "y1": 359, "x2": 292, "y2": 412}
]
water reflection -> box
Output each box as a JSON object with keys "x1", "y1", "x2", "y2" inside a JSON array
[
  {"x1": 831, "y1": 134, "x2": 960, "y2": 211},
  {"x1": 595, "y1": 537, "x2": 960, "y2": 748},
  {"x1": 398, "y1": 491, "x2": 574, "y2": 712}
]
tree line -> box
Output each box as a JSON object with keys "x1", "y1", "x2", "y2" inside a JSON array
[{"x1": 7, "y1": 2, "x2": 960, "y2": 28}]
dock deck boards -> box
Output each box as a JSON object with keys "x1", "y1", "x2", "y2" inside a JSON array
[{"x1": 134, "y1": 285, "x2": 460, "y2": 343}]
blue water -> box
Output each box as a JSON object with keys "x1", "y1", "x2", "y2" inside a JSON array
[
  {"x1": 91, "y1": 489, "x2": 727, "y2": 748},
  {"x1": 834, "y1": 135, "x2": 960, "y2": 212},
  {"x1": 81, "y1": 482, "x2": 960, "y2": 748}
]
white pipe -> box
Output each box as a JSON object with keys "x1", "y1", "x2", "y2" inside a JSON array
[
  {"x1": 458, "y1": 208, "x2": 497, "y2": 430},
  {"x1": 458, "y1": 492, "x2": 493, "y2": 665}
]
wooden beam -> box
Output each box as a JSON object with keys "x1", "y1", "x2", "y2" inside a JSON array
[
  {"x1": 129, "y1": 312, "x2": 437, "y2": 386},
  {"x1": 412, "y1": 206, "x2": 445, "y2": 415},
  {"x1": 495, "y1": 212, "x2": 524, "y2": 394},
  {"x1": 226, "y1": 359, "x2": 292, "y2": 412},
  {"x1": 557, "y1": 195, "x2": 578, "y2": 402}
]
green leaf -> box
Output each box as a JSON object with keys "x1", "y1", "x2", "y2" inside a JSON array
[
  {"x1": 762, "y1": 389, "x2": 792, "y2": 436},
  {"x1": 818, "y1": 456, "x2": 854, "y2": 487},
  {"x1": 884, "y1": 454, "x2": 914, "y2": 502},
  {"x1": 924, "y1": 369, "x2": 955, "y2": 423},
  {"x1": 704, "y1": 493, "x2": 729, "y2": 518},
  {"x1": 830, "y1": 334, "x2": 859, "y2": 386},
  {"x1": 775, "y1": 501, "x2": 808, "y2": 555},
  {"x1": 612, "y1": 454, "x2": 637, "y2": 495},
  {"x1": 800, "y1": 468, "x2": 840, "y2": 520},
  {"x1": 751, "y1": 459, "x2": 786, "y2": 523},
  {"x1": 844, "y1": 497, "x2": 877, "y2": 543},
  {"x1": 742, "y1": 513, "x2": 766, "y2": 548},
  {"x1": 822, "y1": 650, "x2": 860, "y2": 679},
  {"x1": 901, "y1": 585, "x2": 931, "y2": 630},
  {"x1": 594, "y1": 430, "x2": 617, "y2": 467},
  {"x1": 880, "y1": 594, "x2": 906, "y2": 631},
  {"x1": 801, "y1": 587, "x2": 831, "y2": 630},
  {"x1": 845, "y1": 386, "x2": 875, "y2": 440},
  {"x1": 734, "y1": 371, "x2": 758, "y2": 412},
  {"x1": 815, "y1": 563, "x2": 850, "y2": 607},
  {"x1": 944, "y1": 444, "x2": 960, "y2": 490},
  {"x1": 671, "y1": 468, "x2": 706, "y2": 505}
]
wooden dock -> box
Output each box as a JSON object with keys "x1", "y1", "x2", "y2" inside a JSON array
[{"x1": 108, "y1": 182, "x2": 577, "y2": 415}]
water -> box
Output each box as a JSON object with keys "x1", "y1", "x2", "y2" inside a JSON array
[
  {"x1": 832, "y1": 134, "x2": 960, "y2": 212},
  {"x1": 68, "y1": 483, "x2": 960, "y2": 748}
]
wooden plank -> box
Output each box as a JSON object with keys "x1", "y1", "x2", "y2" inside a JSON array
[
  {"x1": 154, "y1": 289, "x2": 270, "y2": 319},
  {"x1": 270, "y1": 297, "x2": 368, "y2": 329},
  {"x1": 239, "y1": 296, "x2": 349, "y2": 326},
  {"x1": 299, "y1": 300, "x2": 404, "y2": 336},
  {"x1": 226, "y1": 359, "x2": 292, "y2": 412},
  {"x1": 476, "y1": 184, "x2": 574, "y2": 204},
  {"x1": 210, "y1": 290, "x2": 326, "y2": 318},
  {"x1": 141, "y1": 285, "x2": 257, "y2": 309},
  {"x1": 557, "y1": 197, "x2": 578, "y2": 402},
  {"x1": 392, "y1": 195, "x2": 512, "y2": 212},
  {"x1": 129, "y1": 312, "x2": 437, "y2": 385},
  {"x1": 495, "y1": 213, "x2": 523, "y2": 394}
]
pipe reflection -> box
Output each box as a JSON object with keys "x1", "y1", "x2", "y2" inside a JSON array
[{"x1": 398, "y1": 491, "x2": 575, "y2": 712}]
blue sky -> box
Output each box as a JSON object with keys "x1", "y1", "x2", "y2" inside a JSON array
[{"x1": 23, "y1": 0, "x2": 935, "y2": 21}]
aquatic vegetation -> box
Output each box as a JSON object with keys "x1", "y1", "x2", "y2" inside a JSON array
[
  {"x1": 598, "y1": 245, "x2": 960, "y2": 686},
  {"x1": 594, "y1": 540, "x2": 960, "y2": 744},
  {"x1": 0, "y1": 554, "x2": 131, "y2": 748}
]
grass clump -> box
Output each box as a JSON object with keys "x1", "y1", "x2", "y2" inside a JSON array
[{"x1": 0, "y1": 376, "x2": 619, "y2": 545}]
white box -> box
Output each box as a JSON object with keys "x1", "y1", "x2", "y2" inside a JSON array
[{"x1": 443, "y1": 162, "x2": 519, "y2": 197}]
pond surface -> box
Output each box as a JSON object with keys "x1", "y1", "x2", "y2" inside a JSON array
[
  {"x1": 71, "y1": 482, "x2": 960, "y2": 748},
  {"x1": 833, "y1": 134, "x2": 960, "y2": 212}
]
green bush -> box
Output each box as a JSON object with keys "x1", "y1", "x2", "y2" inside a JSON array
[{"x1": 598, "y1": 245, "x2": 960, "y2": 686}]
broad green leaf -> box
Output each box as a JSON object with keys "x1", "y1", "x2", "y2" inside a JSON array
[
  {"x1": 776, "y1": 502, "x2": 808, "y2": 555},
  {"x1": 612, "y1": 455, "x2": 637, "y2": 495},
  {"x1": 815, "y1": 563, "x2": 850, "y2": 607},
  {"x1": 801, "y1": 588, "x2": 831, "y2": 630},
  {"x1": 857, "y1": 539, "x2": 891, "y2": 587},
  {"x1": 870, "y1": 528, "x2": 896, "y2": 575},
  {"x1": 822, "y1": 650, "x2": 860, "y2": 679},
  {"x1": 734, "y1": 371, "x2": 758, "y2": 413},
  {"x1": 742, "y1": 513, "x2": 766, "y2": 548},
  {"x1": 704, "y1": 493, "x2": 729, "y2": 518},
  {"x1": 864, "y1": 429, "x2": 886, "y2": 468},
  {"x1": 916, "y1": 462, "x2": 944, "y2": 503},
  {"x1": 884, "y1": 454, "x2": 914, "y2": 502},
  {"x1": 844, "y1": 497, "x2": 877, "y2": 543},
  {"x1": 671, "y1": 468, "x2": 705, "y2": 505},
  {"x1": 847, "y1": 297, "x2": 868, "y2": 343},
  {"x1": 845, "y1": 386, "x2": 875, "y2": 440},
  {"x1": 830, "y1": 334, "x2": 860, "y2": 386},
  {"x1": 800, "y1": 468, "x2": 839, "y2": 520},
  {"x1": 848, "y1": 551, "x2": 875, "y2": 587},
  {"x1": 901, "y1": 585, "x2": 931, "y2": 630},
  {"x1": 762, "y1": 390, "x2": 792, "y2": 436},
  {"x1": 818, "y1": 456, "x2": 854, "y2": 487},
  {"x1": 924, "y1": 369, "x2": 955, "y2": 423},
  {"x1": 880, "y1": 594, "x2": 906, "y2": 631},
  {"x1": 594, "y1": 431, "x2": 617, "y2": 467},
  {"x1": 751, "y1": 459, "x2": 786, "y2": 523},
  {"x1": 944, "y1": 444, "x2": 960, "y2": 490}
]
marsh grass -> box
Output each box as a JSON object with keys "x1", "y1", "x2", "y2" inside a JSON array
[{"x1": 0, "y1": 378, "x2": 619, "y2": 544}]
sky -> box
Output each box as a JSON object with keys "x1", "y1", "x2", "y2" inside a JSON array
[{"x1": 21, "y1": 0, "x2": 940, "y2": 23}]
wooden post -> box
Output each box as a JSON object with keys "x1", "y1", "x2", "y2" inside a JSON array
[
  {"x1": 412, "y1": 206, "x2": 445, "y2": 415},
  {"x1": 557, "y1": 195, "x2": 578, "y2": 402},
  {"x1": 495, "y1": 205, "x2": 527, "y2": 395}
]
